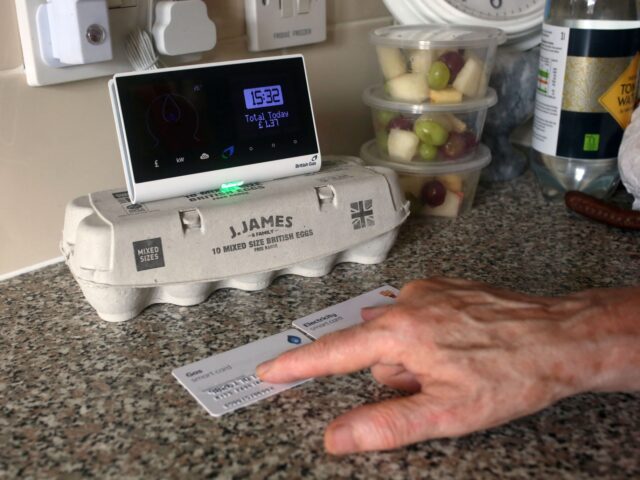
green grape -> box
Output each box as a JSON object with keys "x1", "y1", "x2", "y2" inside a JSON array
[
  {"x1": 418, "y1": 143, "x2": 438, "y2": 161},
  {"x1": 414, "y1": 119, "x2": 449, "y2": 146},
  {"x1": 376, "y1": 110, "x2": 396, "y2": 128},
  {"x1": 405, "y1": 193, "x2": 422, "y2": 215},
  {"x1": 428, "y1": 61, "x2": 451, "y2": 90},
  {"x1": 376, "y1": 131, "x2": 389, "y2": 153}
]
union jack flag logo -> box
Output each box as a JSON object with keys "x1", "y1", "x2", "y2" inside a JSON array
[{"x1": 351, "y1": 200, "x2": 374, "y2": 230}]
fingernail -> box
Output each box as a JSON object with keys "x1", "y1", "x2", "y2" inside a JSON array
[
  {"x1": 326, "y1": 424, "x2": 357, "y2": 455},
  {"x1": 256, "y1": 360, "x2": 273, "y2": 379}
]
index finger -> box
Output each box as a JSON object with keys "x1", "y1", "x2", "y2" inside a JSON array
[{"x1": 256, "y1": 325, "x2": 385, "y2": 383}]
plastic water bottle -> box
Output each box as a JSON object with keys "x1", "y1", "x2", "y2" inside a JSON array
[{"x1": 531, "y1": 0, "x2": 640, "y2": 200}]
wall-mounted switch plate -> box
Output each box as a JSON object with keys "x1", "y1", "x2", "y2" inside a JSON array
[
  {"x1": 245, "y1": 0, "x2": 326, "y2": 52},
  {"x1": 15, "y1": 0, "x2": 152, "y2": 86}
]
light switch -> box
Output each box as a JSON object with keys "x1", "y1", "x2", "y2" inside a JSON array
[
  {"x1": 280, "y1": 0, "x2": 294, "y2": 18},
  {"x1": 296, "y1": 0, "x2": 311, "y2": 14},
  {"x1": 245, "y1": 0, "x2": 326, "y2": 51}
]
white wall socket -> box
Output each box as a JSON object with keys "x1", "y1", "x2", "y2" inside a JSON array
[
  {"x1": 245, "y1": 0, "x2": 326, "y2": 52},
  {"x1": 15, "y1": 0, "x2": 152, "y2": 86}
]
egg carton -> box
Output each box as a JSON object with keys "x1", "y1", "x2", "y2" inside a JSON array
[{"x1": 61, "y1": 157, "x2": 410, "y2": 322}]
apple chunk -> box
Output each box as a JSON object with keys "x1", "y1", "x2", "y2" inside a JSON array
[
  {"x1": 387, "y1": 73, "x2": 430, "y2": 103},
  {"x1": 388, "y1": 129, "x2": 419, "y2": 163},
  {"x1": 453, "y1": 55, "x2": 485, "y2": 98},
  {"x1": 409, "y1": 49, "x2": 435, "y2": 73},
  {"x1": 376, "y1": 47, "x2": 407, "y2": 80}
]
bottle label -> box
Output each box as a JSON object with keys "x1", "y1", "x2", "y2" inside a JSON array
[{"x1": 532, "y1": 24, "x2": 640, "y2": 159}]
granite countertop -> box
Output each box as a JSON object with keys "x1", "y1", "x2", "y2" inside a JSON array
[{"x1": 2, "y1": 171, "x2": 639, "y2": 479}]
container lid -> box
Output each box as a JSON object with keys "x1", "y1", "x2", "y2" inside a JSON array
[
  {"x1": 370, "y1": 25, "x2": 507, "y2": 49},
  {"x1": 360, "y1": 140, "x2": 491, "y2": 175},
  {"x1": 363, "y1": 85, "x2": 497, "y2": 113}
]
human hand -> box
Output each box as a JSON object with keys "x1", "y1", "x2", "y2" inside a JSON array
[{"x1": 257, "y1": 278, "x2": 620, "y2": 454}]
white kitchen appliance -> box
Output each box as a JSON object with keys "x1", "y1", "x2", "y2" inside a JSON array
[
  {"x1": 109, "y1": 54, "x2": 321, "y2": 203},
  {"x1": 382, "y1": 0, "x2": 545, "y2": 50}
]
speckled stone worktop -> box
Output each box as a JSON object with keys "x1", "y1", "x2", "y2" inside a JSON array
[{"x1": 2, "y1": 171, "x2": 639, "y2": 479}]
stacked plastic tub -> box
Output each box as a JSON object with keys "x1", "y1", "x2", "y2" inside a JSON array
[{"x1": 361, "y1": 25, "x2": 506, "y2": 218}]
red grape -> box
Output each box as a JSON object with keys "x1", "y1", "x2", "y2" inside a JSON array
[
  {"x1": 421, "y1": 180, "x2": 447, "y2": 207},
  {"x1": 388, "y1": 116, "x2": 414, "y2": 131},
  {"x1": 461, "y1": 131, "x2": 478, "y2": 149},
  {"x1": 439, "y1": 51, "x2": 465, "y2": 82},
  {"x1": 441, "y1": 131, "x2": 478, "y2": 159},
  {"x1": 441, "y1": 132, "x2": 467, "y2": 159}
]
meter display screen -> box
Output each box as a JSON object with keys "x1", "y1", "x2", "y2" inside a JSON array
[
  {"x1": 113, "y1": 56, "x2": 318, "y2": 184},
  {"x1": 244, "y1": 85, "x2": 284, "y2": 109}
]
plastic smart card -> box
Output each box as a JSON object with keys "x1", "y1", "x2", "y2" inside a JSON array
[
  {"x1": 292, "y1": 285, "x2": 400, "y2": 339},
  {"x1": 172, "y1": 329, "x2": 312, "y2": 417},
  {"x1": 109, "y1": 54, "x2": 321, "y2": 203}
]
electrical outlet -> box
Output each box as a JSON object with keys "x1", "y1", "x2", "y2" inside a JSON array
[
  {"x1": 245, "y1": 0, "x2": 326, "y2": 52},
  {"x1": 15, "y1": 0, "x2": 153, "y2": 86}
]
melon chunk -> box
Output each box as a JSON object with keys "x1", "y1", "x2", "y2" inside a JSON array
[
  {"x1": 376, "y1": 47, "x2": 407, "y2": 80},
  {"x1": 423, "y1": 190, "x2": 464, "y2": 217},
  {"x1": 388, "y1": 129, "x2": 419, "y2": 163},
  {"x1": 445, "y1": 113, "x2": 468, "y2": 133},
  {"x1": 430, "y1": 87, "x2": 463, "y2": 104},
  {"x1": 438, "y1": 174, "x2": 464, "y2": 193},
  {"x1": 453, "y1": 55, "x2": 485, "y2": 97},
  {"x1": 387, "y1": 73, "x2": 430, "y2": 103}
]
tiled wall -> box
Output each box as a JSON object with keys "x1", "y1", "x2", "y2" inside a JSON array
[{"x1": 0, "y1": 0, "x2": 392, "y2": 275}]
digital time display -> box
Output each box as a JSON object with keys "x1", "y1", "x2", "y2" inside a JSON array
[{"x1": 244, "y1": 85, "x2": 284, "y2": 109}]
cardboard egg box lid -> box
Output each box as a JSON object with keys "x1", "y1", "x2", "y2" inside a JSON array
[{"x1": 61, "y1": 160, "x2": 410, "y2": 288}]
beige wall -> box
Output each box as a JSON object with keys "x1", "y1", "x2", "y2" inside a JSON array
[{"x1": 0, "y1": 0, "x2": 391, "y2": 275}]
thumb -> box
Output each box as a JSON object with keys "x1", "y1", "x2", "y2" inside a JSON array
[
  {"x1": 324, "y1": 394, "x2": 437, "y2": 454},
  {"x1": 361, "y1": 305, "x2": 392, "y2": 322}
]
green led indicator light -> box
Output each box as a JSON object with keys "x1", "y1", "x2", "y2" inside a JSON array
[{"x1": 220, "y1": 181, "x2": 244, "y2": 194}]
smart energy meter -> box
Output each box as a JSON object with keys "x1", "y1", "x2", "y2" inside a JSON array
[{"x1": 109, "y1": 55, "x2": 321, "y2": 203}]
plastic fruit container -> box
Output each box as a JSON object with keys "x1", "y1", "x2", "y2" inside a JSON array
[
  {"x1": 360, "y1": 140, "x2": 491, "y2": 218},
  {"x1": 370, "y1": 25, "x2": 506, "y2": 104},
  {"x1": 363, "y1": 85, "x2": 496, "y2": 163}
]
